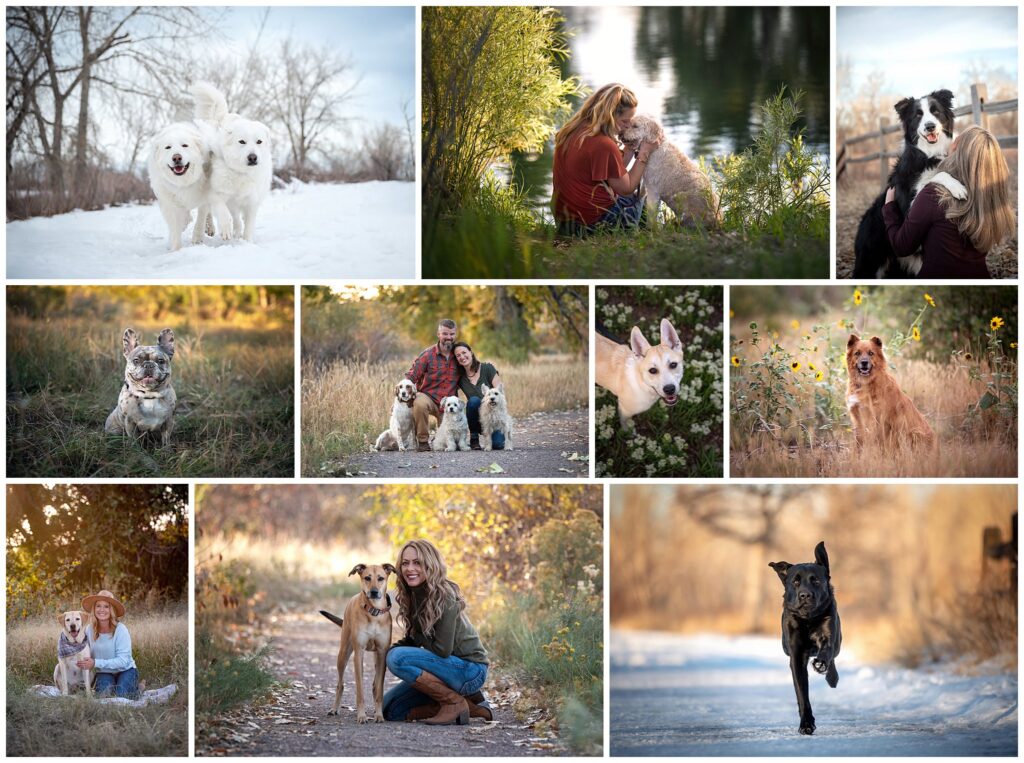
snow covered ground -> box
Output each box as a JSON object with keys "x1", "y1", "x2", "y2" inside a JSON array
[
  {"x1": 6, "y1": 180, "x2": 415, "y2": 279},
  {"x1": 611, "y1": 630, "x2": 1017, "y2": 756}
]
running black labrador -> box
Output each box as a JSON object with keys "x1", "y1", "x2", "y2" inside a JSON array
[{"x1": 768, "y1": 541, "x2": 841, "y2": 735}]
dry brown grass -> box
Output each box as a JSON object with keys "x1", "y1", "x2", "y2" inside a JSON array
[
  {"x1": 301, "y1": 355, "x2": 587, "y2": 474},
  {"x1": 732, "y1": 358, "x2": 1017, "y2": 477}
]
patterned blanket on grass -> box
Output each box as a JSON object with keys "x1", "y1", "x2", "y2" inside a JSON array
[{"x1": 31, "y1": 683, "x2": 177, "y2": 707}]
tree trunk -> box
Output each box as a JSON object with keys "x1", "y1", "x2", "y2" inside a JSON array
[{"x1": 73, "y1": 7, "x2": 93, "y2": 199}]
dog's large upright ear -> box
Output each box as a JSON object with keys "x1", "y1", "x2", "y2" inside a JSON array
[
  {"x1": 123, "y1": 328, "x2": 139, "y2": 359},
  {"x1": 847, "y1": 334, "x2": 860, "y2": 348},
  {"x1": 768, "y1": 560, "x2": 791, "y2": 583},
  {"x1": 660, "y1": 318, "x2": 682, "y2": 351},
  {"x1": 383, "y1": 563, "x2": 397, "y2": 575},
  {"x1": 814, "y1": 541, "x2": 830, "y2": 576},
  {"x1": 870, "y1": 336, "x2": 883, "y2": 349},
  {"x1": 348, "y1": 564, "x2": 367, "y2": 577},
  {"x1": 158, "y1": 328, "x2": 175, "y2": 358},
  {"x1": 481, "y1": 384, "x2": 490, "y2": 395},
  {"x1": 630, "y1": 326, "x2": 652, "y2": 359}
]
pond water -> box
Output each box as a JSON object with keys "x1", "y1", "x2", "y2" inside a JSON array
[{"x1": 505, "y1": 6, "x2": 830, "y2": 220}]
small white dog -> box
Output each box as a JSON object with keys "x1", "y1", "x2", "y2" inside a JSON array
[
  {"x1": 148, "y1": 122, "x2": 210, "y2": 251},
  {"x1": 431, "y1": 396, "x2": 471, "y2": 452},
  {"x1": 479, "y1": 384, "x2": 514, "y2": 451},
  {"x1": 620, "y1": 114, "x2": 720, "y2": 227},
  {"x1": 53, "y1": 610, "x2": 92, "y2": 696},
  {"x1": 192, "y1": 82, "x2": 272, "y2": 243},
  {"x1": 374, "y1": 379, "x2": 417, "y2": 451}
]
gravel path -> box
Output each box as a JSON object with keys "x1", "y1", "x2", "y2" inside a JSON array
[
  {"x1": 337, "y1": 409, "x2": 589, "y2": 479},
  {"x1": 196, "y1": 613, "x2": 564, "y2": 757}
]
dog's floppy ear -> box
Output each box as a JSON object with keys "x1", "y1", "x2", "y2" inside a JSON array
[
  {"x1": 629, "y1": 326, "x2": 651, "y2": 359},
  {"x1": 383, "y1": 563, "x2": 397, "y2": 575},
  {"x1": 348, "y1": 564, "x2": 367, "y2": 577},
  {"x1": 768, "y1": 561, "x2": 791, "y2": 583},
  {"x1": 930, "y1": 89, "x2": 954, "y2": 109},
  {"x1": 894, "y1": 97, "x2": 917, "y2": 121},
  {"x1": 158, "y1": 328, "x2": 175, "y2": 358},
  {"x1": 57, "y1": 613, "x2": 68, "y2": 627},
  {"x1": 122, "y1": 328, "x2": 139, "y2": 358},
  {"x1": 847, "y1": 333, "x2": 860, "y2": 348},
  {"x1": 870, "y1": 336, "x2": 883, "y2": 349},
  {"x1": 814, "y1": 541, "x2": 830, "y2": 577},
  {"x1": 660, "y1": 318, "x2": 682, "y2": 351}
]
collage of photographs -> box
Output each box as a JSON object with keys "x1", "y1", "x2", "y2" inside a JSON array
[{"x1": 2, "y1": 3, "x2": 1019, "y2": 760}]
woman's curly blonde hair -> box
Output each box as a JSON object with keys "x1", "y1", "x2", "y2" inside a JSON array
[
  {"x1": 395, "y1": 539, "x2": 466, "y2": 637},
  {"x1": 554, "y1": 83, "x2": 637, "y2": 150}
]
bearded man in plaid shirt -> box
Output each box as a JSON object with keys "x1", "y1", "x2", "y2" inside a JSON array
[{"x1": 406, "y1": 318, "x2": 460, "y2": 451}]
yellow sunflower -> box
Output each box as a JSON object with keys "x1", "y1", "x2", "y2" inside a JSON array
[
  {"x1": 911, "y1": 326, "x2": 921, "y2": 342},
  {"x1": 853, "y1": 290, "x2": 863, "y2": 306},
  {"x1": 991, "y1": 316, "x2": 1005, "y2": 331},
  {"x1": 791, "y1": 320, "x2": 800, "y2": 330},
  {"x1": 815, "y1": 370, "x2": 824, "y2": 382},
  {"x1": 790, "y1": 361, "x2": 801, "y2": 372},
  {"x1": 924, "y1": 293, "x2": 936, "y2": 308},
  {"x1": 731, "y1": 356, "x2": 741, "y2": 367}
]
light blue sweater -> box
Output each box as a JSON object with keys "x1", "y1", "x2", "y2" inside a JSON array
[{"x1": 85, "y1": 622, "x2": 137, "y2": 673}]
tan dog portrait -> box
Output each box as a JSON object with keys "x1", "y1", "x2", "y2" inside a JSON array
[
  {"x1": 53, "y1": 610, "x2": 92, "y2": 696},
  {"x1": 845, "y1": 334, "x2": 935, "y2": 450},
  {"x1": 320, "y1": 563, "x2": 396, "y2": 723}
]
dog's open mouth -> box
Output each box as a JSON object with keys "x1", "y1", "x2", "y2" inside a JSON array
[
  {"x1": 857, "y1": 367, "x2": 872, "y2": 376},
  {"x1": 662, "y1": 393, "x2": 679, "y2": 406},
  {"x1": 169, "y1": 163, "x2": 189, "y2": 175},
  {"x1": 141, "y1": 375, "x2": 159, "y2": 385},
  {"x1": 924, "y1": 133, "x2": 939, "y2": 144}
]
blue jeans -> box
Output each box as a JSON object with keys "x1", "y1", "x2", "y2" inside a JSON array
[
  {"x1": 465, "y1": 396, "x2": 505, "y2": 449},
  {"x1": 382, "y1": 647, "x2": 488, "y2": 721},
  {"x1": 597, "y1": 191, "x2": 646, "y2": 229},
  {"x1": 93, "y1": 667, "x2": 139, "y2": 699}
]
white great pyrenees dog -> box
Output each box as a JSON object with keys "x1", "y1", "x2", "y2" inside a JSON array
[
  {"x1": 191, "y1": 82, "x2": 272, "y2": 243},
  {"x1": 148, "y1": 122, "x2": 210, "y2": 251}
]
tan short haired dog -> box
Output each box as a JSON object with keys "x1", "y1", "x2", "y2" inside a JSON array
[
  {"x1": 845, "y1": 334, "x2": 935, "y2": 450},
  {"x1": 320, "y1": 563, "x2": 396, "y2": 723},
  {"x1": 54, "y1": 610, "x2": 92, "y2": 696},
  {"x1": 596, "y1": 318, "x2": 684, "y2": 430},
  {"x1": 374, "y1": 379, "x2": 417, "y2": 451}
]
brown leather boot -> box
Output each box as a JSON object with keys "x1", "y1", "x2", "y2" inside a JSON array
[
  {"x1": 405, "y1": 691, "x2": 492, "y2": 722},
  {"x1": 410, "y1": 671, "x2": 469, "y2": 725}
]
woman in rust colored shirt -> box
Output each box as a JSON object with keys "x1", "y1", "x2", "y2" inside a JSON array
[
  {"x1": 552, "y1": 83, "x2": 658, "y2": 235},
  {"x1": 883, "y1": 125, "x2": 1015, "y2": 278}
]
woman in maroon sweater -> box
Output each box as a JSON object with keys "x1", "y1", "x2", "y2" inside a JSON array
[{"x1": 883, "y1": 126, "x2": 1015, "y2": 278}]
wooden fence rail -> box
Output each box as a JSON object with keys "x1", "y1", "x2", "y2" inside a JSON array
[{"x1": 837, "y1": 83, "x2": 1018, "y2": 188}]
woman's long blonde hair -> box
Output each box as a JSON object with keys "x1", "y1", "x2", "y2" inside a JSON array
[
  {"x1": 554, "y1": 83, "x2": 637, "y2": 150},
  {"x1": 395, "y1": 539, "x2": 466, "y2": 638},
  {"x1": 936, "y1": 125, "x2": 1016, "y2": 252}
]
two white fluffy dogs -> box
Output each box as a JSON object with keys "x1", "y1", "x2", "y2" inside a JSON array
[{"x1": 147, "y1": 82, "x2": 272, "y2": 251}]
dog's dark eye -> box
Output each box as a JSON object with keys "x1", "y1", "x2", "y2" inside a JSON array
[
  {"x1": 868, "y1": 351, "x2": 874, "y2": 356},
  {"x1": 181, "y1": 144, "x2": 188, "y2": 148},
  {"x1": 165, "y1": 145, "x2": 172, "y2": 150},
  {"x1": 648, "y1": 367, "x2": 658, "y2": 375},
  {"x1": 239, "y1": 140, "x2": 246, "y2": 145},
  {"x1": 669, "y1": 362, "x2": 678, "y2": 369},
  {"x1": 256, "y1": 140, "x2": 263, "y2": 144}
]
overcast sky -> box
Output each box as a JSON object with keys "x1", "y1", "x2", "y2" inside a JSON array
[{"x1": 838, "y1": 7, "x2": 1017, "y2": 97}]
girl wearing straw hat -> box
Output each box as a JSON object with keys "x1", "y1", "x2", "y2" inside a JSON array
[{"x1": 77, "y1": 590, "x2": 140, "y2": 699}]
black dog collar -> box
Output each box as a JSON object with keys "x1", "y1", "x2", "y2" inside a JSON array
[{"x1": 362, "y1": 592, "x2": 392, "y2": 618}]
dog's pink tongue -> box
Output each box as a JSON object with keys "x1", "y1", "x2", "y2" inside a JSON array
[{"x1": 925, "y1": 133, "x2": 938, "y2": 144}]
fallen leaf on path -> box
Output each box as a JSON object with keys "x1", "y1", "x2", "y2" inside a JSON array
[
  {"x1": 476, "y1": 463, "x2": 505, "y2": 473},
  {"x1": 396, "y1": 462, "x2": 414, "y2": 468}
]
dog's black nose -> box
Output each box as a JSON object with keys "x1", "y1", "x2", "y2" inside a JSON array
[
  {"x1": 247, "y1": 153, "x2": 258, "y2": 165},
  {"x1": 369, "y1": 588, "x2": 380, "y2": 599},
  {"x1": 172, "y1": 153, "x2": 182, "y2": 162},
  {"x1": 798, "y1": 590, "x2": 812, "y2": 603},
  {"x1": 924, "y1": 122, "x2": 936, "y2": 132},
  {"x1": 663, "y1": 384, "x2": 676, "y2": 395}
]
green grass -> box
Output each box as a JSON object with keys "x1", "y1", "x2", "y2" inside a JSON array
[
  {"x1": 195, "y1": 630, "x2": 278, "y2": 717},
  {"x1": 485, "y1": 592, "x2": 603, "y2": 755},
  {"x1": 7, "y1": 317, "x2": 294, "y2": 477},
  {"x1": 424, "y1": 206, "x2": 828, "y2": 279},
  {"x1": 595, "y1": 286, "x2": 724, "y2": 477},
  {"x1": 6, "y1": 608, "x2": 189, "y2": 756}
]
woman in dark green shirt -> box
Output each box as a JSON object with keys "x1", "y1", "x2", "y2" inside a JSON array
[
  {"x1": 382, "y1": 539, "x2": 493, "y2": 724},
  {"x1": 452, "y1": 341, "x2": 505, "y2": 450}
]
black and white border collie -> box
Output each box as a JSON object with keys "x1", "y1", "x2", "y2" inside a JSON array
[{"x1": 853, "y1": 89, "x2": 966, "y2": 279}]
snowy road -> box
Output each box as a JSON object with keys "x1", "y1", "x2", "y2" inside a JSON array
[
  {"x1": 7, "y1": 180, "x2": 415, "y2": 279},
  {"x1": 611, "y1": 630, "x2": 1017, "y2": 756}
]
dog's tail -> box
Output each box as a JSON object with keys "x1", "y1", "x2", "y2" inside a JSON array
[
  {"x1": 594, "y1": 320, "x2": 625, "y2": 345},
  {"x1": 319, "y1": 609, "x2": 345, "y2": 629},
  {"x1": 191, "y1": 81, "x2": 229, "y2": 125},
  {"x1": 826, "y1": 662, "x2": 839, "y2": 688}
]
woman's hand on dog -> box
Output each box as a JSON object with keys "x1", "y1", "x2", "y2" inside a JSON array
[
  {"x1": 885, "y1": 187, "x2": 895, "y2": 204},
  {"x1": 76, "y1": 657, "x2": 95, "y2": 670}
]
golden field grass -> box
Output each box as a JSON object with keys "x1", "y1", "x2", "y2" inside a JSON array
[
  {"x1": 733, "y1": 356, "x2": 1019, "y2": 475},
  {"x1": 6, "y1": 608, "x2": 188, "y2": 756},
  {"x1": 301, "y1": 354, "x2": 587, "y2": 475}
]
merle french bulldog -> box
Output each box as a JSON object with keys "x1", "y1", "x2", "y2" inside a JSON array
[
  {"x1": 104, "y1": 327, "x2": 177, "y2": 445},
  {"x1": 768, "y1": 541, "x2": 842, "y2": 736}
]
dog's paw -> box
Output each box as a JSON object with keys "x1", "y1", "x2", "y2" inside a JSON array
[
  {"x1": 374, "y1": 713, "x2": 385, "y2": 723},
  {"x1": 356, "y1": 712, "x2": 369, "y2": 724},
  {"x1": 326, "y1": 709, "x2": 337, "y2": 717},
  {"x1": 799, "y1": 716, "x2": 816, "y2": 735},
  {"x1": 812, "y1": 657, "x2": 828, "y2": 674}
]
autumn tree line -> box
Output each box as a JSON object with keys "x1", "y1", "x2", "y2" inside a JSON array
[{"x1": 7, "y1": 7, "x2": 414, "y2": 220}]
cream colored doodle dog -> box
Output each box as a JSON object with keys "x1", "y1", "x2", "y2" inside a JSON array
[
  {"x1": 619, "y1": 113, "x2": 720, "y2": 227},
  {"x1": 432, "y1": 396, "x2": 471, "y2": 452},
  {"x1": 375, "y1": 379, "x2": 418, "y2": 451},
  {"x1": 479, "y1": 384, "x2": 514, "y2": 451}
]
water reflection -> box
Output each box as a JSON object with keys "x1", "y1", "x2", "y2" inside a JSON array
[{"x1": 506, "y1": 6, "x2": 829, "y2": 218}]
